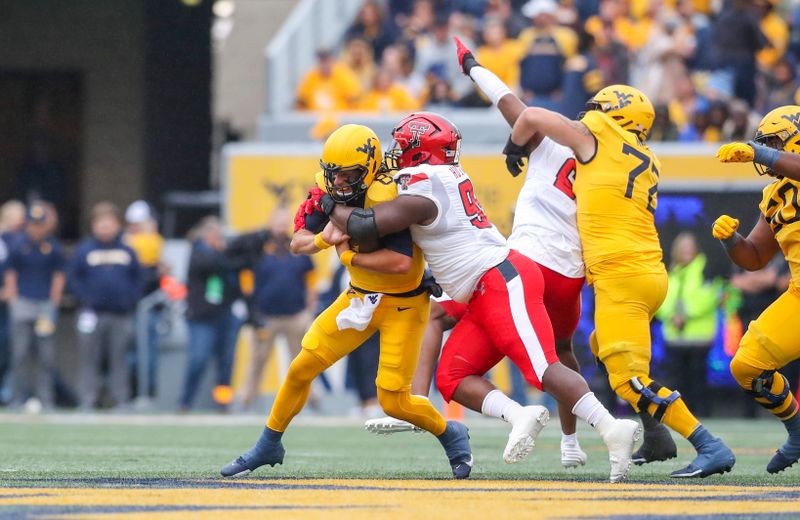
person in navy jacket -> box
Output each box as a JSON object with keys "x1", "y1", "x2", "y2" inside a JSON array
[
  {"x1": 5, "y1": 202, "x2": 65, "y2": 410},
  {"x1": 69, "y1": 202, "x2": 141, "y2": 410}
]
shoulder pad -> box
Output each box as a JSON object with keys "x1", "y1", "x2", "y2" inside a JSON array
[
  {"x1": 366, "y1": 177, "x2": 398, "y2": 205},
  {"x1": 314, "y1": 170, "x2": 325, "y2": 191}
]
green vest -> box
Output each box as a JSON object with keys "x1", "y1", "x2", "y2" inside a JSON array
[{"x1": 656, "y1": 254, "x2": 720, "y2": 345}]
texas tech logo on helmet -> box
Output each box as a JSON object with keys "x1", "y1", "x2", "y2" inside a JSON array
[{"x1": 407, "y1": 122, "x2": 430, "y2": 148}]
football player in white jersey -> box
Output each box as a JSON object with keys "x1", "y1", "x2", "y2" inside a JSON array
[
  {"x1": 313, "y1": 112, "x2": 642, "y2": 482},
  {"x1": 365, "y1": 38, "x2": 592, "y2": 468}
]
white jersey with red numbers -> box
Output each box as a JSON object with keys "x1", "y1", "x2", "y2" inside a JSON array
[
  {"x1": 507, "y1": 137, "x2": 584, "y2": 278},
  {"x1": 395, "y1": 164, "x2": 509, "y2": 303}
]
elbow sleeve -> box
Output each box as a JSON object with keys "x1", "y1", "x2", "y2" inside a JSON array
[{"x1": 346, "y1": 208, "x2": 380, "y2": 250}]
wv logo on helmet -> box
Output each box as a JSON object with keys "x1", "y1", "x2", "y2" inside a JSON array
[
  {"x1": 781, "y1": 113, "x2": 800, "y2": 133},
  {"x1": 356, "y1": 138, "x2": 376, "y2": 162},
  {"x1": 614, "y1": 90, "x2": 634, "y2": 108}
]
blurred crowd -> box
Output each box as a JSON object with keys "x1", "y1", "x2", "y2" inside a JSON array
[{"x1": 296, "y1": 0, "x2": 800, "y2": 142}]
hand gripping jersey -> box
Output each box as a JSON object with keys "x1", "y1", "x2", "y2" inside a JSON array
[
  {"x1": 507, "y1": 136, "x2": 584, "y2": 278},
  {"x1": 394, "y1": 164, "x2": 508, "y2": 302},
  {"x1": 760, "y1": 177, "x2": 800, "y2": 289},
  {"x1": 314, "y1": 171, "x2": 425, "y2": 294},
  {"x1": 574, "y1": 110, "x2": 666, "y2": 283}
]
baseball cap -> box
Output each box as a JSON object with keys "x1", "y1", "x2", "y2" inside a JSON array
[
  {"x1": 522, "y1": 0, "x2": 557, "y2": 18},
  {"x1": 125, "y1": 200, "x2": 153, "y2": 224},
  {"x1": 26, "y1": 203, "x2": 48, "y2": 223}
]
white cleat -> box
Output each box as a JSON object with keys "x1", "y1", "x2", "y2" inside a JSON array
[
  {"x1": 503, "y1": 405, "x2": 550, "y2": 464},
  {"x1": 365, "y1": 416, "x2": 424, "y2": 435},
  {"x1": 602, "y1": 419, "x2": 642, "y2": 483},
  {"x1": 561, "y1": 440, "x2": 588, "y2": 468}
]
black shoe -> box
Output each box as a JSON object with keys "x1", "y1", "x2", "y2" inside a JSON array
[{"x1": 632, "y1": 422, "x2": 677, "y2": 465}]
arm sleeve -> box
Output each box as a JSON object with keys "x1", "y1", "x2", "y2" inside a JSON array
[{"x1": 379, "y1": 228, "x2": 414, "y2": 258}]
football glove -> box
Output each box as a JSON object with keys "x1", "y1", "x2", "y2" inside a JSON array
[
  {"x1": 293, "y1": 187, "x2": 330, "y2": 232},
  {"x1": 502, "y1": 136, "x2": 527, "y2": 177},
  {"x1": 454, "y1": 36, "x2": 480, "y2": 76},
  {"x1": 712, "y1": 215, "x2": 740, "y2": 240},
  {"x1": 716, "y1": 142, "x2": 754, "y2": 163}
]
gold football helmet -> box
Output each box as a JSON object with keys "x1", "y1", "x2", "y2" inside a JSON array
[
  {"x1": 753, "y1": 105, "x2": 800, "y2": 176},
  {"x1": 320, "y1": 124, "x2": 382, "y2": 203},
  {"x1": 583, "y1": 84, "x2": 655, "y2": 141}
]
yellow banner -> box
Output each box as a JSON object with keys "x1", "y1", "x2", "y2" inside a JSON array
[{"x1": 224, "y1": 148, "x2": 757, "y2": 235}]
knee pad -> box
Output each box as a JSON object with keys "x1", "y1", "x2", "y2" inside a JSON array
[
  {"x1": 747, "y1": 369, "x2": 790, "y2": 409},
  {"x1": 629, "y1": 377, "x2": 681, "y2": 422}
]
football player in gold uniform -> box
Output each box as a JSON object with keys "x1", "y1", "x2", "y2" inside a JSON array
[
  {"x1": 221, "y1": 124, "x2": 472, "y2": 479},
  {"x1": 715, "y1": 105, "x2": 800, "y2": 473},
  {"x1": 504, "y1": 85, "x2": 736, "y2": 478}
]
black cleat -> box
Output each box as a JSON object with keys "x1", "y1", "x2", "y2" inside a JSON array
[
  {"x1": 632, "y1": 422, "x2": 677, "y2": 465},
  {"x1": 437, "y1": 420, "x2": 473, "y2": 479},
  {"x1": 767, "y1": 449, "x2": 799, "y2": 474},
  {"x1": 670, "y1": 437, "x2": 735, "y2": 478},
  {"x1": 220, "y1": 441, "x2": 285, "y2": 478}
]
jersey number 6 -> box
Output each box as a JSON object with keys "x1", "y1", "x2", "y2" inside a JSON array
[
  {"x1": 458, "y1": 179, "x2": 492, "y2": 229},
  {"x1": 622, "y1": 143, "x2": 658, "y2": 214}
]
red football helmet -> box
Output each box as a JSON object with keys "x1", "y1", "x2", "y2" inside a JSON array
[{"x1": 385, "y1": 112, "x2": 462, "y2": 170}]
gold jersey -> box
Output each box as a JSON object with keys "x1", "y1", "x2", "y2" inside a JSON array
[
  {"x1": 314, "y1": 171, "x2": 425, "y2": 294},
  {"x1": 574, "y1": 111, "x2": 666, "y2": 283},
  {"x1": 760, "y1": 176, "x2": 800, "y2": 289}
]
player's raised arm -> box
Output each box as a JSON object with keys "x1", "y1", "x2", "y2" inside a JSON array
[
  {"x1": 454, "y1": 36, "x2": 528, "y2": 129},
  {"x1": 508, "y1": 108, "x2": 596, "y2": 169},
  {"x1": 712, "y1": 214, "x2": 780, "y2": 271}
]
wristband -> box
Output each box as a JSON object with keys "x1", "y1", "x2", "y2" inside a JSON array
[
  {"x1": 313, "y1": 233, "x2": 332, "y2": 250},
  {"x1": 720, "y1": 233, "x2": 742, "y2": 249},
  {"x1": 749, "y1": 141, "x2": 780, "y2": 168},
  {"x1": 340, "y1": 249, "x2": 356, "y2": 267}
]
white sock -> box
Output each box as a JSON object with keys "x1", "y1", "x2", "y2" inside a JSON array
[
  {"x1": 469, "y1": 66, "x2": 512, "y2": 106},
  {"x1": 561, "y1": 432, "x2": 578, "y2": 445},
  {"x1": 572, "y1": 392, "x2": 614, "y2": 436},
  {"x1": 481, "y1": 389, "x2": 522, "y2": 423}
]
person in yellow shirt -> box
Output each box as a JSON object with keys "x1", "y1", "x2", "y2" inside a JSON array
[
  {"x1": 357, "y1": 69, "x2": 419, "y2": 113},
  {"x1": 716, "y1": 105, "x2": 800, "y2": 473},
  {"x1": 220, "y1": 124, "x2": 472, "y2": 479},
  {"x1": 504, "y1": 84, "x2": 736, "y2": 478},
  {"x1": 476, "y1": 17, "x2": 524, "y2": 90},
  {"x1": 295, "y1": 49, "x2": 362, "y2": 111}
]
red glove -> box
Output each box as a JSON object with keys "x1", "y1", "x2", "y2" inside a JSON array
[
  {"x1": 454, "y1": 36, "x2": 479, "y2": 76},
  {"x1": 293, "y1": 187, "x2": 328, "y2": 232}
]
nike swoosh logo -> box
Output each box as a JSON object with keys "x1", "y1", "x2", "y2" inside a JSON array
[{"x1": 397, "y1": 307, "x2": 412, "y2": 311}]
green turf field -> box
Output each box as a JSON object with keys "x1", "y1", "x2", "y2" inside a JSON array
[{"x1": 3, "y1": 415, "x2": 800, "y2": 518}]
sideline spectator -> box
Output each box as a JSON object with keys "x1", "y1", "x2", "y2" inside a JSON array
[
  {"x1": 124, "y1": 200, "x2": 166, "y2": 399},
  {"x1": 6, "y1": 202, "x2": 65, "y2": 410},
  {"x1": 70, "y1": 203, "x2": 141, "y2": 410},
  {"x1": 657, "y1": 232, "x2": 721, "y2": 417},
  {"x1": 755, "y1": 0, "x2": 789, "y2": 70},
  {"x1": 0, "y1": 200, "x2": 24, "y2": 403},
  {"x1": 296, "y1": 49, "x2": 361, "y2": 112},
  {"x1": 234, "y1": 208, "x2": 316, "y2": 410},
  {"x1": 763, "y1": 58, "x2": 800, "y2": 113},
  {"x1": 178, "y1": 217, "x2": 270, "y2": 411}
]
